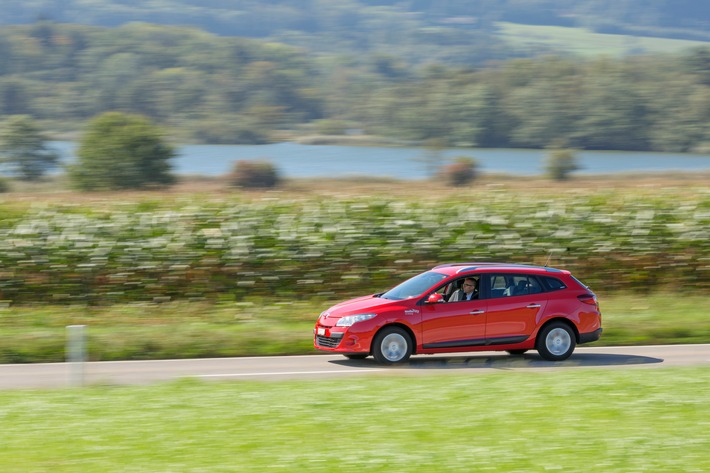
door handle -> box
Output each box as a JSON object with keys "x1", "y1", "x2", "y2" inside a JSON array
[
  {"x1": 526, "y1": 304, "x2": 541, "y2": 309},
  {"x1": 470, "y1": 310, "x2": 485, "y2": 315}
]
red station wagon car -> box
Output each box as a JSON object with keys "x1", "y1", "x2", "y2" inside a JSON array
[{"x1": 314, "y1": 263, "x2": 602, "y2": 364}]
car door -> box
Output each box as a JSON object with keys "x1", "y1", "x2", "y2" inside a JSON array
[
  {"x1": 484, "y1": 273, "x2": 547, "y2": 345},
  {"x1": 420, "y1": 280, "x2": 487, "y2": 349}
]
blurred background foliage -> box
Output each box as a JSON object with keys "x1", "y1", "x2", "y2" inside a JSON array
[
  {"x1": 0, "y1": 5, "x2": 708, "y2": 150},
  {"x1": 0, "y1": 114, "x2": 59, "y2": 180},
  {"x1": 0, "y1": 190, "x2": 708, "y2": 305},
  {"x1": 68, "y1": 112, "x2": 176, "y2": 190}
]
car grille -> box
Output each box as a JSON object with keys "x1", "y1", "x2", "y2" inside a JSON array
[{"x1": 316, "y1": 335, "x2": 341, "y2": 349}]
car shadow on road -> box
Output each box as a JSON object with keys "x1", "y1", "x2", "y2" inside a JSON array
[{"x1": 329, "y1": 352, "x2": 664, "y2": 370}]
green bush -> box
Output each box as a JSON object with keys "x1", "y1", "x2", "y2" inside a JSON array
[
  {"x1": 440, "y1": 156, "x2": 478, "y2": 186},
  {"x1": 229, "y1": 160, "x2": 280, "y2": 188},
  {"x1": 545, "y1": 148, "x2": 580, "y2": 180}
]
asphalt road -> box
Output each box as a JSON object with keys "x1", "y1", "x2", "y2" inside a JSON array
[{"x1": 1, "y1": 344, "x2": 709, "y2": 390}]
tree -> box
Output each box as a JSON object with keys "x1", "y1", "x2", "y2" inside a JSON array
[
  {"x1": 68, "y1": 112, "x2": 175, "y2": 190},
  {"x1": 544, "y1": 147, "x2": 580, "y2": 181},
  {"x1": 685, "y1": 47, "x2": 710, "y2": 86},
  {"x1": 571, "y1": 70, "x2": 650, "y2": 151},
  {"x1": 507, "y1": 78, "x2": 582, "y2": 148},
  {"x1": 440, "y1": 156, "x2": 479, "y2": 187},
  {"x1": 0, "y1": 79, "x2": 31, "y2": 115},
  {"x1": 0, "y1": 115, "x2": 59, "y2": 181},
  {"x1": 229, "y1": 160, "x2": 280, "y2": 189}
]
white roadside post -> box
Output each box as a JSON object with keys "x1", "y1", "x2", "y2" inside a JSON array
[{"x1": 66, "y1": 325, "x2": 87, "y2": 387}]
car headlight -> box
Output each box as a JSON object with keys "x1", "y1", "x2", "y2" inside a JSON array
[{"x1": 336, "y1": 313, "x2": 377, "y2": 327}]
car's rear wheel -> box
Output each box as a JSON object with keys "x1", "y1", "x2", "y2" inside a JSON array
[
  {"x1": 343, "y1": 354, "x2": 368, "y2": 360},
  {"x1": 537, "y1": 322, "x2": 576, "y2": 361},
  {"x1": 372, "y1": 327, "x2": 412, "y2": 364}
]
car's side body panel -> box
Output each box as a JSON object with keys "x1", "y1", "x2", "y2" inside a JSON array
[{"x1": 420, "y1": 299, "x2": 487, "y2": 348}]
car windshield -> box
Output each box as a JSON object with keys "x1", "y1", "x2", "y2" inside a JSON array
[{"x1": 381, "y1": 271, "x2": 448, "y2": 300}]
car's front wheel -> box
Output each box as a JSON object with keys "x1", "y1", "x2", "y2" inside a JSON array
[
  {"x1": 536, "y1": 322, "x2": 576, "y2": 361},
  {"x1": 372, "y1": 327, "x2": 413, "y2": 364}
]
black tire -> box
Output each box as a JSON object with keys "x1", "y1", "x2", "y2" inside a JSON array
[
  {"x1": 506, "y1": 349, "x2": 528, "y2": 356},
  {"x1": 343, "y1": 354, "x2": 368, "y2": 360},
  {"x1": 372, "y1": 327, "x2": 413, "y2": 365},
  {"x1": 536, "y1": 322, "x2": 576, "y2": 361}
]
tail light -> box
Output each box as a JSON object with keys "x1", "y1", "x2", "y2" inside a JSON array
[{"x1": 577, "y1": 293, "x2": 597, "y2": 305}]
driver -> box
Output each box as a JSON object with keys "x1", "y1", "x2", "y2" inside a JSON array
[{"x1": 449, "y1": 277, "x2": 478, "y2": 302}]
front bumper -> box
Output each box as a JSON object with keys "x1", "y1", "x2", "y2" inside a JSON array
[
  {"x1": 313, "y1": 326, "x2": 370, "y2": 353},
  {"x1": 314, "y1": 332, "x2": 343, "y2": 349}
]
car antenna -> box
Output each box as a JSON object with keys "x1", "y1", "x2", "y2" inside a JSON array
[{"x1": 544, "y1": 248, "x2": 570, "y2": 267}]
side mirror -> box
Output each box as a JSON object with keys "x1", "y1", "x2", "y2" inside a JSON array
[{"x1": 426, "y1": 293, "x2": 445, "y2": 304}]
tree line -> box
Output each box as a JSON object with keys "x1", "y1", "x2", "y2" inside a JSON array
[{"x1": 0, "y1": 22, "x2": 709, "y2": 154}]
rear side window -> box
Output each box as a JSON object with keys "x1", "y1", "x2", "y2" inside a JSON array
[
  {"x1": 489, "y1": 274, "x2": 508, "y2": 299},
  {"x1": 488, "y1": 274, "x2": 543, "y2": 298},
  {"x1": 490, "y1": 275, "x2": 508, "y2": 291},
  {"x1": 542, "y1": 276, "x2": 567, "y2": 291}
]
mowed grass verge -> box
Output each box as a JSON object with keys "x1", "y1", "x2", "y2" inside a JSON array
[
  {"x1": 0, "y1": 292, "x2": 708, "y2": 363},
  {"x1": 1, "y1": 367, "x2": 709, "y2": 472}
]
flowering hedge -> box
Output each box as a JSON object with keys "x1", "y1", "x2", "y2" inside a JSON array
[{"x1": 0, "y1": 189, "x2": 708, "y2": 304}]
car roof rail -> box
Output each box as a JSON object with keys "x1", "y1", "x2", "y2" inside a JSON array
[
  {"x1": 432, "y1": 262, "x2": 502, "y2": 269},
  {"x1": 434, "y1": 262, "x2": 565, "y2": 273}
]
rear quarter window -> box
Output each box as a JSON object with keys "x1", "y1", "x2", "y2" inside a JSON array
[
  {"x1": 570, "y1": 276, "x2": 591, "y2": 290},
  {"x1": 488, "y1": 273, "x2": 543, "y2": 297},
  {"x1": 542, "y1": 276, "x2": 567, "y2": 292}
]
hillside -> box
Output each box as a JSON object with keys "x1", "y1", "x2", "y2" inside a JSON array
[
  {"x1": 0, "y1": 3, "x2": 709, "y2": 152},
  {"x1": 1, "y1": 1, "x2": 709, "y2": 65},
  {"x1": 1, "y1": 21, "x2": 709, "y2": 151}
]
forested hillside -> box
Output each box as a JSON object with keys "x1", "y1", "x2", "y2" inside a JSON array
[
  {"x1": 0, "y1": 23, "x2": 324, "y2": 143},
  {"x1": 3, "y1": 1, "x2": 710, "y2": 46},
  {"x1": 2, "y1": 2, "x2": 709, "y2": 72},
  {"x1": 4, "y1": 1, "x2": 710, "y2": 39},
  {"x1": 1, "y1": 22, "x2": 709, "y2": 151},
  {"x1": 1, "y1": 2, "x2": 709, "y2": 151}
]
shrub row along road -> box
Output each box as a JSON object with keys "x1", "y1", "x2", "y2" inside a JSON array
[{"x1": 1, "y1": 345, "x2": 709, "y2": 390}]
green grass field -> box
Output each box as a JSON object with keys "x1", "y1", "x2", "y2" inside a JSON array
[
  {"x1": 1, "y1": 367, "x2": 708, "y2": 472},
  {"x1": 497, "y1": 21, "x2": 710, "y2": 57}
]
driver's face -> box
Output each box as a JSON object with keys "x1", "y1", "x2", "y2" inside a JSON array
[{"x1": 462, "y1": 281, "x2": 476, "y2": 294}]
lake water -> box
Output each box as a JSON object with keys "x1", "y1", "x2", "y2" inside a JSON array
[{"x1": 51, "y1": 141, "x2": 710, "y2": 179}]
